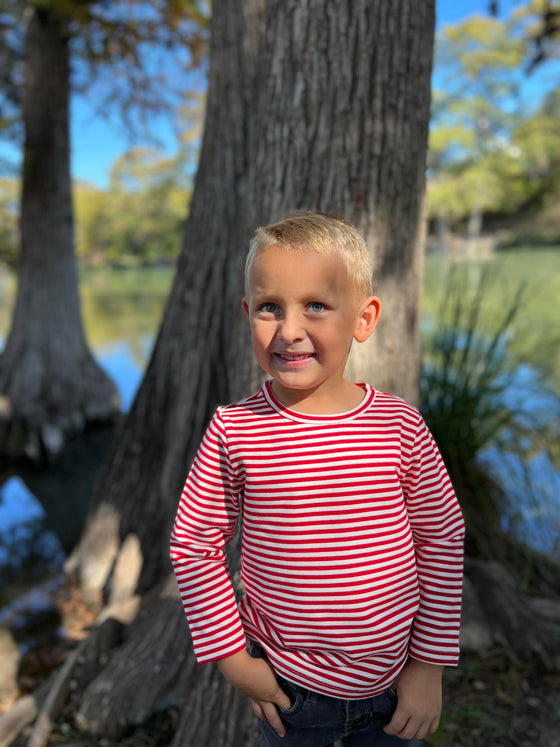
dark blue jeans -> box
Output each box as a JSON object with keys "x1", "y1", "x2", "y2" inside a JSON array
[{"x1": 260, "y1": 672, "x2": 419, "y2": 747}]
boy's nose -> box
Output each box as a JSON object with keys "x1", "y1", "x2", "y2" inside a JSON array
[{"x1": 278, "y1": 313, "x2": 304, "y2": 343}]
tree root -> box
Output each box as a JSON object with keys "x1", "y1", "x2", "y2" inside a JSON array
[
  {"x1": 0, "y1": 347, "x2": 119, "y2": 463},
  {"x1": 73, "y1": 576, "x2": 259, "y2": 744},
  {"x1": 169, "y1": 661, "x2": 259, "y2": 747},
  {"x1": 75, "y1": 577, "x2": 195, "y2": 739},
  {"x1": 0, "y1": 596, "x2": 139, "y2": 747}
]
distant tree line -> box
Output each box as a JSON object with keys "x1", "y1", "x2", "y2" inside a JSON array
[
  {"x1": 74, "y1": 148, "x2": 193, "y2": 267},
  {"x1": 0, "y1": 0, "x2": 206, "y2": 272},
  {"x1": 0, "y1": 147, "x2": 192, "y2": 268},
  {"x1": 1, "y1": 83, "x2": 558, "y2": 268}
]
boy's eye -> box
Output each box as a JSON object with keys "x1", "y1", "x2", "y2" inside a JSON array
[
  {"x1": 307, "y1": 302, "x2": 325, "y2": 313},
  {"x1": 259, "y1": 302, "x2": 279, "y2": 314}
]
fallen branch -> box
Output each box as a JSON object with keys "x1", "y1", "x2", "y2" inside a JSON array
[
  {"x1": 0, "y1": 678, "x2": 51, "y2": 747},
  {"x1": 27, "y1": 645, "x2": 82, "y2": 747},
  {"x1": 0, "y1": 697, "x2": 37, "y2": 747}
]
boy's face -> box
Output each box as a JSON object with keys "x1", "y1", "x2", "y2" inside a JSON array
[{"x1": 243, "y1": 245, "x2": 379, "y2": 408}]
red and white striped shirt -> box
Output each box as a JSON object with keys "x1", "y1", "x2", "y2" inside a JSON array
[{"x1": 170, "y1": 381, "x2": 464, "y2": 699}]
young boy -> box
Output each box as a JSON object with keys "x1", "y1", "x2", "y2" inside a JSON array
[{"x1": 170, "y1": 212, "x2": 464, "y2": 746}]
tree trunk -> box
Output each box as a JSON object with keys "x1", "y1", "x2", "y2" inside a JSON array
[
  {"x1": 74, "y1": 575, "x2": 260, "y2": 746},
  {"x1": 63, "y1": 0, "x2": 436, "y2": 742},
  {"x1": 0, "y1": 6, "x2": 118, "y2": 462},
  {"x1": 436, "y1": 214, "x2": 451, "y2": 254},
  {"x1": 466, "y1": 203, "x2": 484, "y2": 255},
  {"x1": 248, "y1": 0, "x2": 433, "y2": 404},
  {"x1": 65, "y1": 0, "x2": 265, "y2": 599}
]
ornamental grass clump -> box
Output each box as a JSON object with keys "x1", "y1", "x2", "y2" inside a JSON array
[{"x1": 421, "y1": 265, "x2": 559, "y2": 580}]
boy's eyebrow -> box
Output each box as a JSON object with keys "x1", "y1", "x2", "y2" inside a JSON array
[{"x1": 250, "y1": 285, "x2": 339, "y2": 302}]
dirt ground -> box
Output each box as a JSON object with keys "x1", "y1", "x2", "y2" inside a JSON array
[{"x1": 427, "y1": 653, "x2": 560, "y2": 747}]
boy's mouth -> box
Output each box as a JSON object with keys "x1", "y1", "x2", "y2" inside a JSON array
[{"x1": 275, "y1": 352, "x2": 314, "y2": 361}]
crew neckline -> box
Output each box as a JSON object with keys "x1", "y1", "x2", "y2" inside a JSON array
[{"x1": 262, "y1": 380, "x2": 375, "y2": 423}]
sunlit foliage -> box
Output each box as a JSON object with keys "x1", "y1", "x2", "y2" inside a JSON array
[
  {"x1": 0, "y1": 146, "x2": 193, "y2": 267},
  {"x1": 74, "y1": 148, "x2": 192, "y2": 266},
  {"x1": 428, "y1": 6, "x2": 560, "y2": 229}
]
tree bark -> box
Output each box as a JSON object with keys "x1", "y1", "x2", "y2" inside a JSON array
[
  {"x1": 74, "y1": 575, "x2": 260, "y2": 745},
  {"x1": 0, "y1": 6, "x2": 118, "y2": 462},
  {"x1": 63, "y1": 0, "x2": 436, "y2": 741},
  {"x1": 249, "y1": 0, "x2": 433, "y2": 403}
]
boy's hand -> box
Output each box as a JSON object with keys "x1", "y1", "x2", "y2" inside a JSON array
[
  {"x1": 384, "y1": 659, "x2": 444, "y2": 741},
  {"x1": 217, "y1": 650, "x2": 292, "y2": 737}
]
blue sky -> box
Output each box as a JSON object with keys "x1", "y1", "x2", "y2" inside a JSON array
[{"x1": 2, "y1": 0, "x2": 556, "y2": 188}]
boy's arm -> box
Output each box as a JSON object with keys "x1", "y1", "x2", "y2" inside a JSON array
[
  {"x1": 170, "y1": 410, "x2": 247, "y2": 662},
  {"x1": 217, "y1": 651, "x2": 291, "y2": 738},
  {"x1": 401, "y1": 416, "x2": 465, "y2": 668},
  {"x1": 171, "y1": 414, "x2": 291, "y2": 738},
  {"x1": 384, "y1": 659, "x2": 443, "y2": 740},
  {"x1": 392, "y1": 415, "x2": 464, "y2": 739}
]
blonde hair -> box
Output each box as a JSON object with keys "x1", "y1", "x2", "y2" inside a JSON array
[{"x1": 245, "y1": 211, "x2": 373, "y2": 298}]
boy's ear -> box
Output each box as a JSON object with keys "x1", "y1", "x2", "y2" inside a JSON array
[
  {"x1": 353, "y1": 296, "x2": 381, "y2": 343},
  {"x1": 242, "y1": 298, "x2": 249, "y2": 319}
]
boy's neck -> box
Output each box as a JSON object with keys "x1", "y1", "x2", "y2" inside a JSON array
[{"x1": 270, "y1": 379, "x2": 365, "y2": 415}]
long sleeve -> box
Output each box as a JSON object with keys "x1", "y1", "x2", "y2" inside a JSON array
[
  {"x1": 170, "y1": 409, "x2": 247, "y2": 663},
  {"x1": 400, "y1": 416, "x2": 465, "y2": 666}
]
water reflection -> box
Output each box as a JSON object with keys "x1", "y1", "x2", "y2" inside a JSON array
[
  {"x1": 0, "y1": 477, "x2": 62, "y2": 573},
  {"x1": 0, "y1": 343, "x2": 145, "y2": 602},
  {"x1": 486, "y1": 448, "x2": 560, "y2": 553},
  {"x1": 0, "y1": 267, "x2": 171, "y2": 614},
  {"x1": 97, "y1": 337, "x2": 153, "y2": 412},
  {"x1": 0, "y1": 476, "x2": 65, "y2": 637},
  {"x1": 480, "y1": 365, "x2": 560, "y2": 554},
  {"x1": 0, "y1": 323, "x2": 157, "y2": 629}
]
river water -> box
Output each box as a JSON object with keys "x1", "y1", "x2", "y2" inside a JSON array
[{"x1": 0, "y1": 251, "x2": 559, "y2": 629}]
